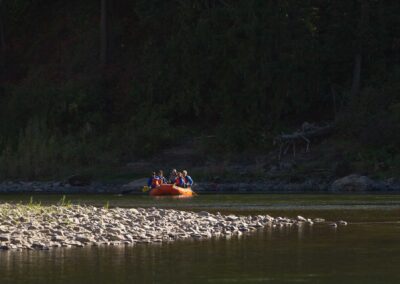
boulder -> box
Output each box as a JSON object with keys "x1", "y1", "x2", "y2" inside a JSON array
[
  {"x1": 330, "y1": 174, "x2": 375, "y2": 192},
  {"x1": 384, "y1": 178, "x2": 400, "y2": 191}
]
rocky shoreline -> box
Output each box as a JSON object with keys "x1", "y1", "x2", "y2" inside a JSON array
[
  {"x1": 0, "y1": 181, "x2": 123, "y2": 194},
  {"x1": 0, "y1": 203, "x2": 346, "y2": 251},
  {"x1": 196, "y1": 174, "x2": 400, "y2": 193},
  {"x1": 0, "y1": 174, "x2": 399, "y2": 194}
]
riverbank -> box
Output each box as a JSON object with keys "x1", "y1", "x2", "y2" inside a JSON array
[
  {"x1": 0, "y1": 203, "x2": 345, "y2": 251},
  {"x1": 0, "y1": 173, "x2": 400, "y2": 194},
  {"x1": 2, "y1": 131, "x2": 400, "y2": 193}
]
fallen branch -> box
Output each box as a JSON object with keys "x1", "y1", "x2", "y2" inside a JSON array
[{"x1": 274, "y1": 122, "x2": 334, "y2": 160}]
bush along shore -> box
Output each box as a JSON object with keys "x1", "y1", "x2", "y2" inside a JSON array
[{"x1": 0, "y1": 203, "x2": 346, "y2": 251}]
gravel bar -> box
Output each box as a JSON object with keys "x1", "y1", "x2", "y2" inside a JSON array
[{"x1": 0, "y1": 203, "x2": 346, "y2": 250}]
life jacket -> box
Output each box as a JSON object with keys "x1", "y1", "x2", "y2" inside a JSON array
[
  {"x1": 151, "y1": 176, "x2": 161, "y2": 187},
  {"x1": 184, "y1": 176, "x2": 193, "y2": 186},
  {"x1": 175, "y1": 177, "x2": 184, "y2": 186},
  {"x1": 169, "y1": 174, "x2": 177, "y2": 184},
  {"x1": 160, "y1": 177, "x2": 167, "y2": 184}
]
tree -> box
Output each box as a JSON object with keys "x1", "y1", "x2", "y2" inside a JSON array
[
  {"x1": 351, "y1": 1, "x2": 370, "y2": 97},
  {"x1": 0, "y1": 0, "x2": 5, "y2": 77},
  {"x1": 100, "y1": 0, "x2": 108, "y2": 67}
]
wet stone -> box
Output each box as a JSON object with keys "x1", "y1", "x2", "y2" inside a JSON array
[
  {"x1": 0, "y1": 203, "x2": 344, "y2": 251},
  {"x1": 0, "y1": 235, "x2": 10, "y2": 242}
]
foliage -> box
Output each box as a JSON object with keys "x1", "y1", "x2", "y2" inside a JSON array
[{"x1": 0, "y1": 1, "x2": 400, "y2": 179}]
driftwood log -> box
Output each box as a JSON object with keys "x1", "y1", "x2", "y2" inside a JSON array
[{"x1": 274, "y1": 122, "x2": 333, "y2": 160}]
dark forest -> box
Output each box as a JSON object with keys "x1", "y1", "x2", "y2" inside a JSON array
[{"x1": 0, "y1": 0, "x2": 400, "y2": 180}]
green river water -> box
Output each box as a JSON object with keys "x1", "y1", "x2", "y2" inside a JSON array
[{"x1": 0, "y1": 194, "x2": 400, "y2": 284}]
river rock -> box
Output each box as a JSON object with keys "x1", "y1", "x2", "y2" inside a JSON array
[
  {"x1": 226, "y1": 215, "x2": 239, "y2": 221},
  {"x1": 107, "y1": 234, "x2": 125, "y2": 241},
  {"x1": 51, "y1": 235, "x2": 65, "y2": 242},
  {"x1": 330, "y1": 174, "x2": 375, "y2": 192},
  {"x1": 10, "y1": 238, "x2": 22, "y2": 244},
  {"x1": 0, "y1": 227, "x2": 9, "y2": 234},
  {"x1": 75, "y1": 236, "x2": 93, "y2": 243},
  {"x1": 0, "y1": 203, "x2": 342, "y2": 251},
  {"x1": 0, "y1": 235, "x2": 10, "y2": 241},
  {"x1": 0, "y1": 244, "x2": 9, "y2": 250},
  {"x1": 31, "y1": 242, "x2": 48, "y2": 250},
  {"x1": 297, "y1": 216, "x2": 307, "y2": 222}
]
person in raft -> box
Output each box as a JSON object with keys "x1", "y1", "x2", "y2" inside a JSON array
[
  {"x1": 182, "y1": 170, "x2": 193, "y2": 188},
  {"x1": 158, "y1": 170, "x2": 167, "y2": 184},
  {"x1": 174, "y1": 172, "x2": 186, "y2": 187},
  {"x1": 147, "y1": 172, "x2": 163, "y2": 189},
  {"x1": 168, "y1": 169, "x2": 178, "y2": 184},
  {"x1": 147, "y1": 172, "x2": 155, "y2": 187}
]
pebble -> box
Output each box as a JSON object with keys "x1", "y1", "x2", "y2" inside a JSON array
[
  {"x1": 0, "y1": 235, "x2": 10, "y2": 241},
  {"x1": 0, "y1": 203, "x2": 346, "y2": 250},
  {"x1": 297, "y1": 216, "x2": 307, "y2": 222}
]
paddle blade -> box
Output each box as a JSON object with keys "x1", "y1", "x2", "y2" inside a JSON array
[{"x1": 142, "y1": 186, "x2": 150, "y2": 192}]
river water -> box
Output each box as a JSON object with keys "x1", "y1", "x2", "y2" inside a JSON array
[{"x1": 0, "y1": 194, "x2": 399, "y2": 284}]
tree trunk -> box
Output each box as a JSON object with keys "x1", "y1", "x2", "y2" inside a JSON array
[
  {"x1": 0, "y1": 0, "x2": 5, "y2": 74},
  {"x1": 100, "y1": 0, "x2": 108, "y2": 67},
  {"x1": 350, "y1": 53, "x2": 362, "y2": 97},
  {"x1": 331, "y1": 85, "x2": 337, "y2": 118},
  {"x1": 0, "y1": 2, "x2": 5, "y2": 90},
  {"x1": 351, "y1": 2, "x2": 370, "y2": 97}
]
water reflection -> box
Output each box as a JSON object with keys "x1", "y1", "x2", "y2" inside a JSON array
[{"x1": 1, "y1": 222, "x2": 398, "y2": 284}]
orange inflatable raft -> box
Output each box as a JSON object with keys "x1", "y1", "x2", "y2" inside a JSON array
[{"x1": 149, "y1": 184, "x2": 194, "y2": 197}]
